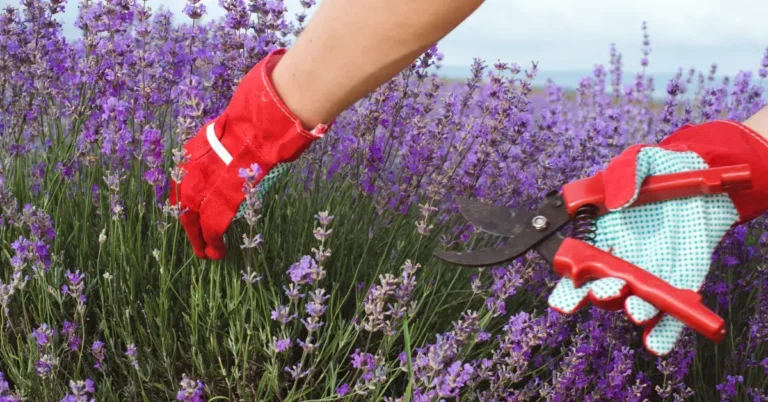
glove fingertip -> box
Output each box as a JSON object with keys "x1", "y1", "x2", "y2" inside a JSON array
[
  {"x1": 548, "y1": 279, "x2": 590, "y2": 314},
  {"x1": 588, "y1": 277, "x2": 627, "y2": 300},
  {"x1": 199, "y1": 200, "x2": 237, "y2": 261},
  {"x1": 625, "y1": 295, "x2": 660, "y2": 326},
  {"x1": 205, "y1": 243, "x2": 227, "y2": 260},
  {"x1": 642, "y1": 315, "x2": 685, "y2": 356}
]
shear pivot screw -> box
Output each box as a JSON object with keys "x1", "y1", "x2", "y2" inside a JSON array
[{"x1": 532, "y1": 216, "x2": 548, "y2": 231}]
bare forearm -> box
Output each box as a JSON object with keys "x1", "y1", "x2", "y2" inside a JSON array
[
  {"x1": 743, "y1": 105, "x2": 768, "y2": 140},
  {"x1": 271, "y1": 0, "x2": 484, "y2": 128}
]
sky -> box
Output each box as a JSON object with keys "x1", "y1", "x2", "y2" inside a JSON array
[{"x1": 7, "y1": 0, "x2": 768, "y2": 81}]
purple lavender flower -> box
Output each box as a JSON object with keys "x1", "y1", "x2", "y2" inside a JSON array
[
  {"x1": 274, "y1": 338, "x2": 292, "y2": 353},
  {"x1": 60, "y1": 379, "x2": 95, "y2": 402},
  {"x1": 312, "y1": 211, "x2": 334, "y2": 242},
  {"x1": 283, "y1": 284, "x2": 303, "y2": 300},
  {"x1": 0, "y1": 372, "x2": 14, "y2": 398},
  {"x1": 240, "y1": 233, "x2": 264, "y2": 249},
  {"x1": 297, "y1": 337, "x2": 318, "y2": 353},
  {"x1": 176, "y1": 374, "x2": 205, "y2": 402},
  {"x1": 91, "y1": 340, "x2": 106, "y2": 371},
  {"x1": 238, "y1": 163, "x2": 265, "y2": 226},
  {"x1": 270, "y1": 305, "x2": 295, "y2": 325},
  {"x1": 140, "y1": 126, "x2": 167, "y2": 200},
  {"x1": 35, "y1": 354, "x2": 59, "y2": 378},
  {"x1": 716, "y1": 375, "x2": 743, "y2": 400},
  {"x1": 348, "y1": 349, "x2": 387, "y2": 393},
  {"x1": 183, "y1": 0, "x2": 206, "y2": 20},
  {"x1": 31, "y1": 323, "x2": 56, "y2": 351},
  {"x1": 0, "y1": 372, "x2": 6, "y2": 391},
  {"x1": 336, "y1": 383, "x2": 349, "y2": 396},
  {"x1": 240, "y1": 267, "x2": 262, "y2": 284},
  {"x1": 432, "y1": 361, "x2": 474, "y2": 398},
  {"x1": 20, "y1": 204, "x2": 56, "y2": 242},
  {"x1": 62, "y1": 321, "x2": 82, "y2": 352},
  {"x1": 104, "y1": 172, "x2": 125, "y2": 221},
  {"x1": 125, "y1": 344, "x2": 139, "y2": 369},
  {"x1": 287, "y1": 256, "x2": 319, "y2": 285},
  {"x1": 28, "y1": 163, "x2": 45, "y2": 196},
  {"x1": 284, "y1": 363, "x2": 312, "y2": 380},
  {"x1": 314, "y1": 211, "x2": 334, "y2": 226},
  {"x1": 238, "y1": 163, "x2": 263, "y2": 185},
  {"x1": 305, "y1": 289, "x2": 329, "y2": 318},
  {"x1": 62, "y1": 270, "x2": 86, "y2": 315},
  {"x1": 10, "y1": 236, "x2": 51, "y2": 274},
  {"x1": 312, "y1": 226, "x2": 332, "y2": 242},
  {"x1": 0, "y1": 282, "x2": 13, "y2": 315},
  {"x1": 759, "y1": 47, "x2": 768, "y2": 79},
  {"x1": 360, "y1": 260, "x2": 420, "y2": 336}
]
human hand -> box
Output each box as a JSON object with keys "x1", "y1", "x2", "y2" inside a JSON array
[
  {"x1": 548, "y1": 120, "x2": 768, "y2": 355},
  {"x1": 170, "y1": 49, "x2": 329, "y2": 260}
]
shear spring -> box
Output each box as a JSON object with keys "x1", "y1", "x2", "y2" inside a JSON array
[{"x1": 572, "y1": 204, "x2": 599, "y2": 243}]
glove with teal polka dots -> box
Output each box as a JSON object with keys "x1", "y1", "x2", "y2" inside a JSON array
[{"x1": 548, "y1": 120, "x2": 768, "y2": 356}]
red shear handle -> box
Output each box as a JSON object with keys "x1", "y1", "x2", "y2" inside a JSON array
[
  {"x1": 562, "y1": 164, "x2": 753, "y2": 216},
  {"x1": 553, "y1": 238, "x2": 726, "y2": 343}
]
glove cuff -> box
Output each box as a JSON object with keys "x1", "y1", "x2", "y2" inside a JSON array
[
  {"x1": 213, "y1": 48, "x2": 332, "y2": 166},
  {"x1": 659, "y1": 120, "x2": 768, "y2": 222}
]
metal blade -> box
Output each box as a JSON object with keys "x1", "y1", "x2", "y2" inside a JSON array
[
  {"x1": 533, "y1": 231, "x2": 565, "y2": 265},
  {"x1": 456, "y1": 197, "x2": 537, "y2": 238},
  {"x1": 433, "y1": 239, "x2": 528, "y2": 267}
]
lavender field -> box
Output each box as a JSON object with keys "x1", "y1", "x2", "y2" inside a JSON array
[{"x1": 1, "y1": 0, "x2": 767, "y2": 401}]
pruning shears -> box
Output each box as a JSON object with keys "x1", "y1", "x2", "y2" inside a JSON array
[{"x1": 434, "y1": 164, "x2": 754, "y2": 343}]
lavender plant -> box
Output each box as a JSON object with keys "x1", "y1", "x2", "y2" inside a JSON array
[{"x1": 0, "y1": 0, "x2": 766, "y2": 400}]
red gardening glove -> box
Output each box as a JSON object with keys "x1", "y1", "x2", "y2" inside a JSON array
[
  {"x1": 170, "y1": 49, "x2": 331, "y2": 260},
  {"x1": 604, "y1": 120, "x2": 768, "y2": 221}
]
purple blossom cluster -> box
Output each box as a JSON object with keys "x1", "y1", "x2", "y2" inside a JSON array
[
  {"x1": 349, "y1": 348, "x2": 388, "y2": 395},
  {"x1": 31, "y1": 323, "x2": 60, "y2": 378},
  {"x1": 61, "y1": 379, "x2": 96, "y2": 402},
  {"x1": 91, "y1": 340, "x2": 106, "y2": 371},
  {"x1": 62, "y1": 270, "x2": 87, "y2": 315},
  {"x1": 176, "y1": 374, "x2": 206, "y2": 402},
  {"x1": 359, "y1": 259, "x2": 420, "y2": 336},
  {"x1": 0, "y1": 372, "x2": 20, "y2": 402},
  {"x1": 238, "y1": 163, "x2": 265, "y2": 229},
  {"x1": 62, "y1": 321, "x2": 82, "y2": 352},
  {"x1": 125, "y1": 344, "x2": 139, "y2": 370},
  {"x1": 267, "y1": 210, "x2": 335, "y2": 386}
]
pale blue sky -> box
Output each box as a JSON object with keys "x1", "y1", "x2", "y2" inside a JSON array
[{"x1": 7, "y1": 0, "x2": 768, "y2": 80}]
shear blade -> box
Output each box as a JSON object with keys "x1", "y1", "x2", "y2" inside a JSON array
[
  {"x1": 456, "y1": 197, "x2": 537, "y2": 238},
  {"x1": 433, "y1": 240, "x2": 525, "y2": 267}
]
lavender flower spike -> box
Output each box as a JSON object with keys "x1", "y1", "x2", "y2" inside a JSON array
[{"x1": 177, "y1": 374, "x2": 206, "y2": 402}]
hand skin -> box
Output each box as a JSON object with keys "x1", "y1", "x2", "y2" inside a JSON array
[
  {"x1": 744, "y1": 105, "x2": 768, "y2": 140},
  {"x1": 270, "y1": 0, "x2": 484, "y2": 129}
]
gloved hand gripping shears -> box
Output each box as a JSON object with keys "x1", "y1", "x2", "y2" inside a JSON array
[{"x1": 434, "y1": 163, "x2": 753, "y2": 346}]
